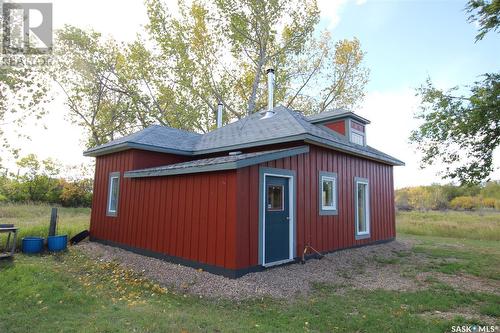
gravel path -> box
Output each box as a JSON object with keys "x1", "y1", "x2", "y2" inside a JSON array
[{"x1": 77, "y1": 240, "x2": 418, "y2": 300}]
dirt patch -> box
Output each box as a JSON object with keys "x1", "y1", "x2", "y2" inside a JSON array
[
  {"x1": 77, "y1": 240, "x2": 419, "y2": 300},
  {"x1": 416, "y1": 272, "x2": 500, "y2": 295},
  {"x1": 419, "y1": 307, "x2": 499, "y2": 326}
]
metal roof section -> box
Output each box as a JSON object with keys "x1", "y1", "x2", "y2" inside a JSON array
[
  {"x1": 124, "y1": 146, "x2": 310, "y2": 178},
  {"x1": 83, "y1": 125, "x2": 201, "y2": 157},
  {"x1": 306, "y1": 109, "x2": 371, "y2": 125},
  {"x1": 84, "y1": 106, "x2": 404, "y2": 166}
]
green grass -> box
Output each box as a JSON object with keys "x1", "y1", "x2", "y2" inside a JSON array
[
  {"x1": 0, "y1": 204, "x2": 498, "y2": 332},
  {"x1": 396, "y1": 210, "x2": 500, "y2": 241},
  {"x1": 400, "y1": 234, "x2": 500, "y2": 280},
  {"x1": 0, "y1": 203, "x2": 90, "y2": 248},
  {"x1": 1, "y1": 250, "x2": 498, "y2": 333}
]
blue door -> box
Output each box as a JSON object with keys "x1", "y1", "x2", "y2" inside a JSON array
[{"x1": 265, "y1": 176, "x2": 290, "y2": 264}]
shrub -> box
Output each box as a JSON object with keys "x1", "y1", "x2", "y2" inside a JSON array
[
  {"x1": 395, "y1": 188, "x2": 412, "y2": 211},
  {"x1": 480, "y1": 181, "x2": 500, "y2": 200},
  {"x1": 480, "y1": 197, "x2": 496, "y2": 209},
  {"x1": 60, "y1": 179, "x2": 93, "y2": 207},
  {"x1": 450, "y1": 196, "x2": 478, "y2": 210}
]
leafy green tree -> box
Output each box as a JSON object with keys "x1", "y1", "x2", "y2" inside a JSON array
[
  {"x1": 60, "y1": 178, "x2": 93, "y2": 207},
  {"x1": 411, "y1": 74, "x2": 500, "y2": 184},
  {"x1": 480, "y1": 180, "x2": 500, "y2": 199},
  {"x1": 14, "y1": 154, "x2": 61, "y2": 202},
  {"x1": 0, "y1": 13, "x2": 51, "y2": 164},
  {"x1": 145, "y1": 0, "x2": 369, "y2": 125},
  {"x1": 466, "y1": 0, "x2": 500, "y2": 41},
  {"x1": 3, "y1": 0, "x2": 370, "y2": 150},
  {"x1": 49, "y1": 26, "x2": 142, "y2": 147},
  {"x1": 411, "y1": 1, "x2": 499, "y2": 184}
]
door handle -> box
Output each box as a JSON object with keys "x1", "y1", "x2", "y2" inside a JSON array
[{"x1": 286, "y1": 216, "x2": 290, "y2": 220}]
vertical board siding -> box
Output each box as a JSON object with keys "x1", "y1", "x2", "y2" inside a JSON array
[
  {"x1": 90, "y1": 150, "x2": 238, "y2": 270},
  {"x1": 91, "y1": 144, "x2": 395, "y2": 272},
  {"x1": 236, "y1": 145, "x2": 395, "y2": 269}
]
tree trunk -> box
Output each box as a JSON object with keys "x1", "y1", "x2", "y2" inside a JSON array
[{"x1": 246, "y1": 52, "x2": 266, "y2": 115}]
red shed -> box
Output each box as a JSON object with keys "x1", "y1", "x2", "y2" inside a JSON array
[{"x1": 85, "y1": 105, "x2": 404, "y2": 278}]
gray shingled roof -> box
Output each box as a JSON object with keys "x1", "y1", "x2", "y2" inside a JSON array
[
  {"x1": 84, "y1": 105, "x2": 403, "y2": 166},
  {"x1": 83, "y1": 125, "x2": 201, "y2": 156},
  {"x1": 125, "y1": 146, "x2": 310, "y2": 178}
]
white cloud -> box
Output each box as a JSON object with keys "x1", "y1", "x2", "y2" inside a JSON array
[
  {"x1": 317, "y1": 0, "x2": 367, "y2": 30},
  {"x1": 317, "y1": 0, "x2": 348, "y2": 29}
]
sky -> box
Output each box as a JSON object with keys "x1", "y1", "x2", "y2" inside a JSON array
[{"x1": 2, "y1": 0, "x2": 499, "y2": 187}]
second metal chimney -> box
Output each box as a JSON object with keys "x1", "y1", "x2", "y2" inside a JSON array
[
  {"x1": 217, "y1": 101, "x2": 223, "y2": 128},
  {"x1": 261, "y1": 68, "x2": 275, "y2": 119}
]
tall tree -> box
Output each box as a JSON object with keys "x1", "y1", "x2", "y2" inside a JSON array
[
  {"x1": 0, "y1": 11, "x2": 51, "y2": 164},
  {"x1": 146, "y1": 0, "x2": 369, "y2": 123},
  {"x1": 411, "y1": 75, "x2": 500, "y2": 184},
  {"x1": 411, "y1": 0, "x2": 499, "y2": 184},
  {"x1": 4, "y1": 0, "x2": 371, "y2": 150}
]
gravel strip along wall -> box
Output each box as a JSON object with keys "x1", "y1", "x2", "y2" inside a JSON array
[{"x1": 77, "y1": 240, "x2": 426, "y2": 300}]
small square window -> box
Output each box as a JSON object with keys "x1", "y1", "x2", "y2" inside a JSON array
[
  {"x1": 267, "y1": 185, "x2": 284, "y2": 211},
  {"x1": 319, "y1": 172, "x2": 338, "y2": 215}
]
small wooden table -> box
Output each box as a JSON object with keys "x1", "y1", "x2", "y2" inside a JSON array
[{"x1": 0, "y1": 225, "x2": 18, "y2": 258}]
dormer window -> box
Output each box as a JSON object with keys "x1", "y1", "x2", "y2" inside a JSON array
[
  {"x1": 349, "y1": 120, "x2": 365, "y2": 146},
  {"x1": 306, "y1": 109, "x2": 370, "y2": 146}
]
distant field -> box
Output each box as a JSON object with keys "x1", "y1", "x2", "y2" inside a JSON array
[
  {"x1": 396, "y1": 210, "x2": 500, "y2": 241},
  {"x1": 2, "y1": 204, "x2": 499, "y2": 245},
  {"x1": 0, "y1": 204, "x2": 90, "y2": 247}
]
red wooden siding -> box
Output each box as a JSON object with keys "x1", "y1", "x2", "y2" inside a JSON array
[
  {"x1": 90, "y1": 143, "x2": 396, "y2": 273},
  {"x1": 324, "y1": 120, "x2": 346, "y2": 135},
  {"x1": 90, "y1": 149, "x2": 239, "y2": 270},
  {"x1": 235, "y1": 145, "x2": 395, "y2": 269}
]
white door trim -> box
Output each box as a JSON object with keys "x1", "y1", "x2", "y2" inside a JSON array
[{"x1": 259, "y1": 167, "x2": 296, "y2": 267}]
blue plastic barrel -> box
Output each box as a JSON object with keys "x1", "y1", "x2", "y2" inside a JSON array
[
  {"x1": 47, "y1": 235, "x2": 68, "y2": 252},
  {"x1": 22, "y1": 237, "x2": 44, "y2": 254}
]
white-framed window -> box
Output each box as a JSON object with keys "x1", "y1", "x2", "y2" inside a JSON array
[
  {"x1": 319, "y1": 171, "x2": 338, "y2": 215},
  {"x1": 107, "y1": 172, "x2": 120, "y2": 216},
  {"x1": 349, "y1": 120, "x2": 366, "y2": 146},
  {"x1": 350, "y1": 131, "x2": 364, "y2": 145},
  {"x1": 267, "y1": 184, "x2": 284, "y2": 211},
  {"x1": 355, "y1": 177, "x2": 370, "y2": 239}
]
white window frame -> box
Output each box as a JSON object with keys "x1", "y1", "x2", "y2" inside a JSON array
[
  {"x1": 348, "y1": 119, "x2": 366, "y2": 146},
  {"x1": 354, "y1": 177, "x2": 370, "y2": 239},
  {"x1": 107, "y1": 172, "x2": 120, "y2": 217},
  {"x1": 319, "y1": 171, "x2": 338, "y2": 216},
  {"x1": 350, "y1": 131, "x2": 365, "y2": 145}
]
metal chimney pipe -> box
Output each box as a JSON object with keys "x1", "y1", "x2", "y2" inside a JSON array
[
  {"x1": 267, "y1": 68, "x2": 274, "y2": 111},
  {"x1": 261, "y1": 68, "x2": 276, "y2": 120},
  {"x1": 217, "y1": 101, "x2": 223, "y2": 128}
]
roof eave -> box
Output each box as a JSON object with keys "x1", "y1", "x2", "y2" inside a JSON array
[
  {"x1": 83, "y1": 142, "x2": 195, "y2": 157},
  {"x1": 124, "y1": 146, "x2": 310, "y2": 178},
  {"x1": 303, "y1": 135, "x2": 404, "y2": 166}
]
